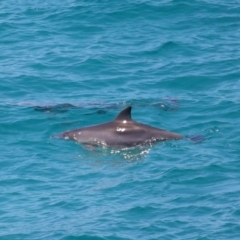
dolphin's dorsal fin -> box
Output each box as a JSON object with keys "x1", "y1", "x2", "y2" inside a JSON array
[{"x1": 114, "y1": 106, "x2": 132, "y2": 121}]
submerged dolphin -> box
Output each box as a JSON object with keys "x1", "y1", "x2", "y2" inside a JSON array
[{"x1": 52, "y1": 106, "x2": 183, "y2": 148}]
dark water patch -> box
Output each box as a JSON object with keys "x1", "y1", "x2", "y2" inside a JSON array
[
  {"x1": 34, "y1": 103, "x2": 76, "y2": 113},
  {"x1": 30, "y1": 98, "x2": 181, "y2": 115}
]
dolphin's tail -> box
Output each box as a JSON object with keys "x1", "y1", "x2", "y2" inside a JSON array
[{"x1": 185, "y1": 135, "x2": 205, "y2": 143}]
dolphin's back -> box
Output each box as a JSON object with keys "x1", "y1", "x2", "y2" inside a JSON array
[{"x1": 52, "y1": 106, "x2": 183, "y2": 148}]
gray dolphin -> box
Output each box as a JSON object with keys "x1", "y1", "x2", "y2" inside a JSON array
[{"x1": 52, "y1": 106, "x2": 183, "y2": 148}]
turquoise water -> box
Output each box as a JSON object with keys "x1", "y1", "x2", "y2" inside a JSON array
[{"x1": 1, "y1": 1, "x2": 240, "y2": 239}]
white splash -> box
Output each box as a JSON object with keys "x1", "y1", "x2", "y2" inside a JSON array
[
  {"x1": 73, "y1": 134, "x2": 77, "y2": 140},
  {"x1": 116, "y1": 127, "x2": 126, "y2": 132}
]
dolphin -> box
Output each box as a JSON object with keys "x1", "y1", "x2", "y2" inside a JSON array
[{"x1": 52, "y1": 106, "x2": 183, "y2": 148}]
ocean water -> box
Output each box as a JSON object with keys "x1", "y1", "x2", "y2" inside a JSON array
[{"x1": 1, "y1": 0, "x2": 240, "y2": 239}]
